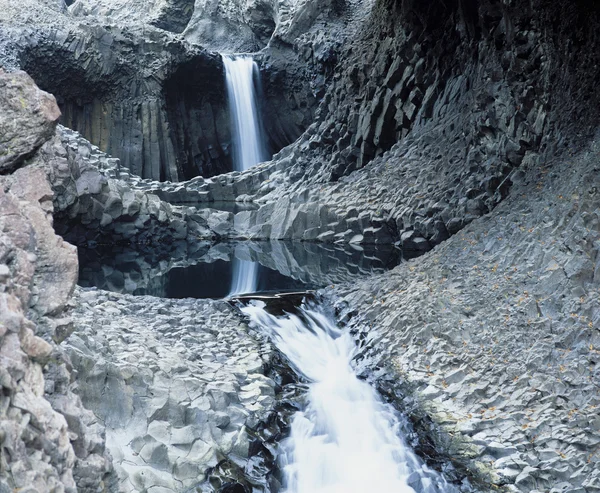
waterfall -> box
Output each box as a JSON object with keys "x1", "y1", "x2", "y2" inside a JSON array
[
  {"x1": 223, "y1": 55, "x2": 266, "y2": 295},
  {"x1": 223, "y1": 55, "x2": 267, "y2": 172},
  {"x1": 242, "y1": 301, "x2": 455, "y2": 493}
]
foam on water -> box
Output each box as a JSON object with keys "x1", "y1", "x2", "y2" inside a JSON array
[{"x1": 242, "y1": 301, "x2": 455, "y2": 493}]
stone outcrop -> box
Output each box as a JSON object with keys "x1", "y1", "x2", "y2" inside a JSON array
[
  {"x1": 333, "y1": 133, "x2": 600, "y2": 491},
  {"x1": 0, "y1": 69, "x2": 111, "y2": 493},
  {"x1": 0, "y1": 69, "x2": 61, "y2": 174},
  {"x1": 66, "y1": 288, "x2": 276, "y2": 492}
]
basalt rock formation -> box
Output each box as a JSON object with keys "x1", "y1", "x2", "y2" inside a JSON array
[
  {"x1": 1, "y1": 0, "x2": 600, "y2": 492},
  {"x1": 0, "y1": 69, "x2": 111, "y2": 493},
  {"x1": 221, "y1": 0, "x2": 600, "y2": 254},
  {"x1": 0, "y1": 0, "x2": 339, "y2": 183}
]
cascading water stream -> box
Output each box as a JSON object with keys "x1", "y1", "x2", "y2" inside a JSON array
[
  {"x1": 223, "y1": 54, "x2": 266, "y2": 295},
  {"x1": 242, "y1": 301, "x2": 456, "y2": 493},
  {"x1": 223, "y1": 55, "x2": 267, "y2": 172}
]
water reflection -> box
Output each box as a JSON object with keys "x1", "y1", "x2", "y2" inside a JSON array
[{"x1": 77, "y1": 241, "x2": 402, "y2": 299}]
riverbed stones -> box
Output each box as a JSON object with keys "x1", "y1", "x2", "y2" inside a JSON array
[{"x1": 65, "y1": 288, "x2": 276, "y2": 492}]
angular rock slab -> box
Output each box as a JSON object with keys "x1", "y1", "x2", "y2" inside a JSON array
[{"x1": 0, "y1": 69, "x2": 60, "y2": 173}]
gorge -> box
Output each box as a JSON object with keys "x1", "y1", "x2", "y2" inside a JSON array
[{"x1": 1, "y1": 0, "x2": 600, "y2": 492}]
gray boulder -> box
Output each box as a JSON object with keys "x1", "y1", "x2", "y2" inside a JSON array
[{"x1": 0, "y1": 69, "x2": 60, "y2": 173}]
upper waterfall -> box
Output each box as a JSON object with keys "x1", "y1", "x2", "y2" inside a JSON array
[{"x1": 223, "y1": 55, "x2": 267, "y2": 172}]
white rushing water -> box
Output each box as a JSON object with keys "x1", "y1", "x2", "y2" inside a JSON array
[
  {"x1": 242, "y1": 301, "x2": 455, "y2": 493},
  {"x1": 223, "y1": 55, "x2": 267, "y2": 172},
  {"x1": 223, "y1": 55, "x2": 266, "y2": 295}
]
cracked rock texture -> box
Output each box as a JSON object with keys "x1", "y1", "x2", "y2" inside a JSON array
[
  {"x1": 65, "y1": 288, "x2": 276, "y2": 492},
  {"x1": 47, "y1": 126, "x2": 230, "y2": 246},
  {"x1": 0, "y1": 70, "x2": 111, "y2": 493},
  {"x1": 333, "y1": 134, "x2": 600, "y2": 492}
]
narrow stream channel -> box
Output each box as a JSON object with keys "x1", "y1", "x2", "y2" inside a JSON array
[
  {"x1": 242, "y1": 300, "x2": 456, "y2": 493},
  {"x1": 76, "y1": 51, "x2": 458, "y2": 492}
]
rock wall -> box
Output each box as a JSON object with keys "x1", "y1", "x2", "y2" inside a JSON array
[
  {"x1": 332, "y1": 132, "x2": 600, "y2": 491},
  {"x1": 49, "y1": 126, "x2": 232, "y2": 246},
  {"x1": 192, "y1": 0, "x2": 600, "y2": 253},
  {"x1": 70, "y1": 0, "x2": 196, "y2": 33},
  {"x1": 13, "y1": 21, "x2": 220, "y2": 182},
  {"x1": 184, "y1": 0, "x2": 278, "y2": 52},
  {"x1": 0, "y1": 0, "x2": 335, "y2": 183},
  {"x1": 0, "y1": 69, "x2": 111, "y2": 493}
]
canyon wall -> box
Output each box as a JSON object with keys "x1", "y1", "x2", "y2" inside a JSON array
[
  {"x1": 0, "y1": 69, "x2": 112, "y2": 493},
  {"x1": 1, "y1": 0, "x2": 600, "y2": 491},
  {"x1": 0, "y1": 0, "x2": 344, "y2": 182}
]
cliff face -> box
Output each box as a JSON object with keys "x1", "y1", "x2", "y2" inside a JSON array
[
  {"x1": 221, "y1": 0, "x2": 600, "y2": 252},
  {"x1": 0, "y1": 69, "x2": 111, "y2": 493},
  {"x1": 0, "y1": 0, "x2": 347, "y2": 183},
  {"x1": 11, "y1": 19, "x2": 224, "y2": 182}
]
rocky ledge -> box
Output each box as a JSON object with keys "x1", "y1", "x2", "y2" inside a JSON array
[{"x1": 66, "y1": 288, "x2": 276, "y2": 492}]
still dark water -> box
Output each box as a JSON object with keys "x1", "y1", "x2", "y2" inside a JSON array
[{"x1": 77, "y1": 240, "x2": 402, "y2": 299}]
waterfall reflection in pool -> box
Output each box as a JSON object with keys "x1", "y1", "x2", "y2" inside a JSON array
[
  {"x1": 78, "y1": 250, "x2": 308, "y2": 298},
  {"x1": 242, "y1": 301, "x2": 456, "y2": 493},
  {"x1": 228, "y1": 258, "x2": 259, "y2": 296},
  {"x1": 76, "y1": 241, "x2": 402, "y2": 299}
]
